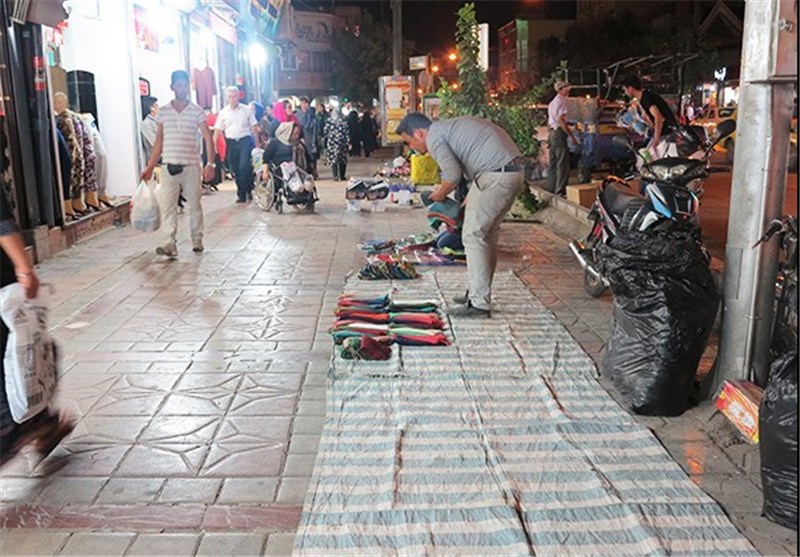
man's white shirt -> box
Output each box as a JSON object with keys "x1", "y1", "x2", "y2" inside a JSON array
[{"x1": 215, "y1": 104, "x2": 256, "y2": 140}]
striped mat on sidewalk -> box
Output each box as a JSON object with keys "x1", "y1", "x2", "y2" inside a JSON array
[{"x1": 293, "y1": 270, "x2": 758, "y2": 556}]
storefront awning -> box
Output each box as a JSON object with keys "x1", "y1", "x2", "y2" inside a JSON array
[{"x1": 13, "y1": 0, "x2": 67, "y2": 27}]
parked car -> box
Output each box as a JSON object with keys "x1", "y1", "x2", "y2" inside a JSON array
[{"x1": 693, "y1": 106, "x2": 737, "y2": 165}]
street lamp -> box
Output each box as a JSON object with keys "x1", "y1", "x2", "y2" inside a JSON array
[
  {"x1": 448, "y1": 52, "x2": 457, "y2": 62},
  {"x1": 431, "y1": 65, "x2": 439, "y2": 73},
  {"x1": 249, "y1": 42, "x2": 268, "y2": 67}
]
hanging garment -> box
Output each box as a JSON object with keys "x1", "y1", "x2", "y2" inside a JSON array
[
  {"x1": 55, "y1": 128, "x2": 71, "y2": 201},
  {"x1": 82, "y1": 114, "x2": 106, "y2": 196},
  {"x1": 193, "y1": 67, "x2": 217, "y2": 110},
  {"x1": 77, "y1": 116, "x2": 97, "y2": 193},
  {"x1": 56, "y1": 110, "x2": 85, "y2": 198}
]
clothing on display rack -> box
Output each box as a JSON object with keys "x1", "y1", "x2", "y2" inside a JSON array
[
  {"x1": 56, "y1": 107, "x2": 98, "y2": 215},
  {"x1": 192, "y1": 66, "x2": 217, "y2": 110},
  {"x1": 81, "y1": 113, "x2": 110, "y2": 207}
]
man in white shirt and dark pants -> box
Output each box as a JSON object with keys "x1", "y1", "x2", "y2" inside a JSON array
[
  {"x1": 547, "y1": 80, "x2": 577, "y2": 196},
  {"x1": 214, "y1": 86, "x2": 258, "y2": 203},
  {"x1": 141, "y1": 70, "x2": 216, "y2": 258}
]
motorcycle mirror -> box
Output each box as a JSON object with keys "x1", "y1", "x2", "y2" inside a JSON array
[
  {"x1": 713, "y1": 119, "x2": 736, "y2": 144},
  {"x1": 612, "y1": 135, "x2": 632, "y2": 149}
]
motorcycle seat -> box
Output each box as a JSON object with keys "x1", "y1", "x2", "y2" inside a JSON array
[{"x1": 602, "y1": 183, "x2": 642, "y2": 219}]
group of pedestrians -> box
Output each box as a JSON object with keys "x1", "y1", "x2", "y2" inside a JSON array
[{"x1": 546, "y1": 74, "x2": 680, "y2": 196}]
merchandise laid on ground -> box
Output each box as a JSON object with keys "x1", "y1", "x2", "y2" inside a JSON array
[
  {"x1": 359, "y1": 234, "x2": 466, "y2": 268},
  {"x1": 294, "y1": 268, "x2": 759, "y2": 556}
]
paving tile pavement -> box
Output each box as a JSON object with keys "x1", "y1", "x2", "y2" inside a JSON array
[{"x1": 0, "y1": 152, "x2": 795, "y2": 556}]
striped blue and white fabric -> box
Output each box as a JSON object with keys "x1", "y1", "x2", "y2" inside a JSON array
[{"x1": 294, "y1": 270, "x2": 758, "y2": 556}]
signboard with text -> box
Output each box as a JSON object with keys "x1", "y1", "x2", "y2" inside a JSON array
[{"x1": 379, "y1": 75, "x2": 415, "y2": 145}]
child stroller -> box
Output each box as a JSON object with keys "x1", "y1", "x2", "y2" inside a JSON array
[{"x1": 252, "y1": 155, "x2": 318, "y2": 213}]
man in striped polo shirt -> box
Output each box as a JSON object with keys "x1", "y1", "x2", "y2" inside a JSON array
[{"x1": 141, "y1": 70, "x2": 216, "y2": 258}]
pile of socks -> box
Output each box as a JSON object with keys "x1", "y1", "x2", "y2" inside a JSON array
[
  {"x1": 358, "y1": 260, "x2": 419, "y2": 280},
  {"x1": 331, "y1": 294, "x2": 449, "y2": 352}
]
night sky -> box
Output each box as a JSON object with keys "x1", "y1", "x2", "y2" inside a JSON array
[{"x1": 294, "y1": 0, "x2": 577, "y2": 54}]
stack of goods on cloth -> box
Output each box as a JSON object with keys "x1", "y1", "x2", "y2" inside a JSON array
[
  {"x1": 346, "y1": 178, "x2": 391, "y2": 212},
  {"x1": 330, "y1": 294, "x2": 449, "y2": 360},
  {"x1": 421, "y1": 189, "x2": 465, "y2": 254},
  {"x1": 358, "y1": 233, "x2": 465, "y2": 267},
  {"x1": 377, "y1": 156, "x2": 411, "y2": 179}
]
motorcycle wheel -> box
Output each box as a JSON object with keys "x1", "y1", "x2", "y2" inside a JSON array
[{"x1": 584, "y1": 268, "x2": 608, "y2": 298}]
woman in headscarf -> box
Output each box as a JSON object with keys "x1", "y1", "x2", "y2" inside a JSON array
[
  {"x1": 324, "y1": 109, "x2": 350, "y2": 181},
  {"x1": 262, "y1": 122, "x2": 311, "y2": 174},
  {"x1": 272, "y1": 101, "x2": 289, "y2": 124}
]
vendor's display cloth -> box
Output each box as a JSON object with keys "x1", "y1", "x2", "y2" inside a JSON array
[
  {"x1": 293, "y1": 269, "x2": 758, "y2": 557},
  {"x1": 359, "y1": 234, "x2": 464, "y2": 266}
]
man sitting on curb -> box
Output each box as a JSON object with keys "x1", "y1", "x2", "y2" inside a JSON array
[{"x1": 397, "y1": 113, "x2": 525, "y2": 318}]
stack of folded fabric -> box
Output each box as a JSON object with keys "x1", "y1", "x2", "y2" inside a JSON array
[
  {"x1": 358, "y1": 260, "x2": 419, "y2": 280},
  {"x1": 330, "y1": 294, "x2": 449, "y2": 350}
]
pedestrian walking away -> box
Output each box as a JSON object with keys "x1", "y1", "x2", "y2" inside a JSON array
[
  {"x1": 548, "y1": 79, "x2": 577, "y2": 196},
  {"x1": 297, "y1": 97, "x2": 319, "y2": 178},
  {"x1": 346, "y1": 109, "x2": 362, "y2": 157},
  {"x1": 141, "y1": 70, "x2": 216, "y2": 257},
  {"x1": 324, "y1": 110, "x2": 350, "y2": 181},
  {"x1": 214, "y1": 86, "x2": 258, "y2": 203},
  {"x1": 397, "y1": 113, "x2": 525, "y2": 318},
  {"x1": 360, "y1": 107, "x2": 379, "y2": 158}
]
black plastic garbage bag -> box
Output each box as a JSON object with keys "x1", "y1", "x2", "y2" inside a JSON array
[
  {"x1": 600, "y1": 229, "x2": 719, "y2": 416},
  {"x1": 760, "y1": 351, "x2": 798, "y2": 530}
]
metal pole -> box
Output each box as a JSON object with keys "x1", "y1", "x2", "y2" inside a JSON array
[
  {"x1": 391, "y1": 0, "x2": 402, "y2": 156},
  {"x1": 391, "y1": 0, "x2": 402, "y2": 76},
  {"x1": 711, "y1": 0, "x2": 795, "y2": 393}
]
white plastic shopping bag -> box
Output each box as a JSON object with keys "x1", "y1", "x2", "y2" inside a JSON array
[
  {"x1": 0, "y1": 283, "x2": 58, "y2": 423},
  {"x1": 280, "y1": 161, "x2": 306, "y2": 193},
  {"x1": 131, "y1": 180, "x2": 161, "y2": 232}
]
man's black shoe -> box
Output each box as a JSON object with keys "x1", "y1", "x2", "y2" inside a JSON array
[
  {"x1": 449, "y1": 301, "x2": 490, "y2": 319},
  {"x1": 452, "y1": 291, "x2": 469, "y2": 305},
  {"x1": 235, "y1": 198, "x2": 247, "y2": 204}
]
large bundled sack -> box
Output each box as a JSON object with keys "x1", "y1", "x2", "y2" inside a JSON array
[
  {"x1": 600, "y1": 229, "x2": 718, "y2": 416},
  {"x1": 759, "y1": 351, "x2": 798, "y2": 530}
]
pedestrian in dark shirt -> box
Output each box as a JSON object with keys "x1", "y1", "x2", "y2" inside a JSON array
[
  {"x1": 360, "y1": 108, "x2": 379, "y2": 157},
  {"x1": 621, "y1": 75, "x2": 679, "y2": 159},
  {"x1": 346, "y1": 110, "x2": 362, "y2": 157}
]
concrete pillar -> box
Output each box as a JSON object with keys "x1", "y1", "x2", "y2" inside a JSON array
[{"x1": 713, "y1": 0, "x2": 796, "y2": 391}]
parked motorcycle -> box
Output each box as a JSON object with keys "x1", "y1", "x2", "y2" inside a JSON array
[{"x1": 569, "y1": 119, "x2": 736, "y2": 297}]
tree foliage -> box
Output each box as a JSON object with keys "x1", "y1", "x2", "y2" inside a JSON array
[
  {"x1": 329, "y1": 13, "x2": 414, "y2": 105},
  {"x1": 438, "y1": 3, "x2": 487, "y2": 118}
]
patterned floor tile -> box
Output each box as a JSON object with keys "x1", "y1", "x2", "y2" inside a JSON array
[
  {"x1": 199, "y1": 444, "x2": 284, "y2": 477},
  {"x1": 116, "y1": 444, "x2": 208, "y2": 476}
]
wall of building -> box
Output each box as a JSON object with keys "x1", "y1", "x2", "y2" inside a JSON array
[{"x1": 59, "y1": 1, "x2": 140, "y2": 197}]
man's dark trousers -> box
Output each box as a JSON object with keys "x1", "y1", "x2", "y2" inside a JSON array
[
  {"x1": 227, "y1": 136, "x2": 254, "y2": 201},
  {"x1": 548, "y1": 127, "x2": 569, "y2": 196}
]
